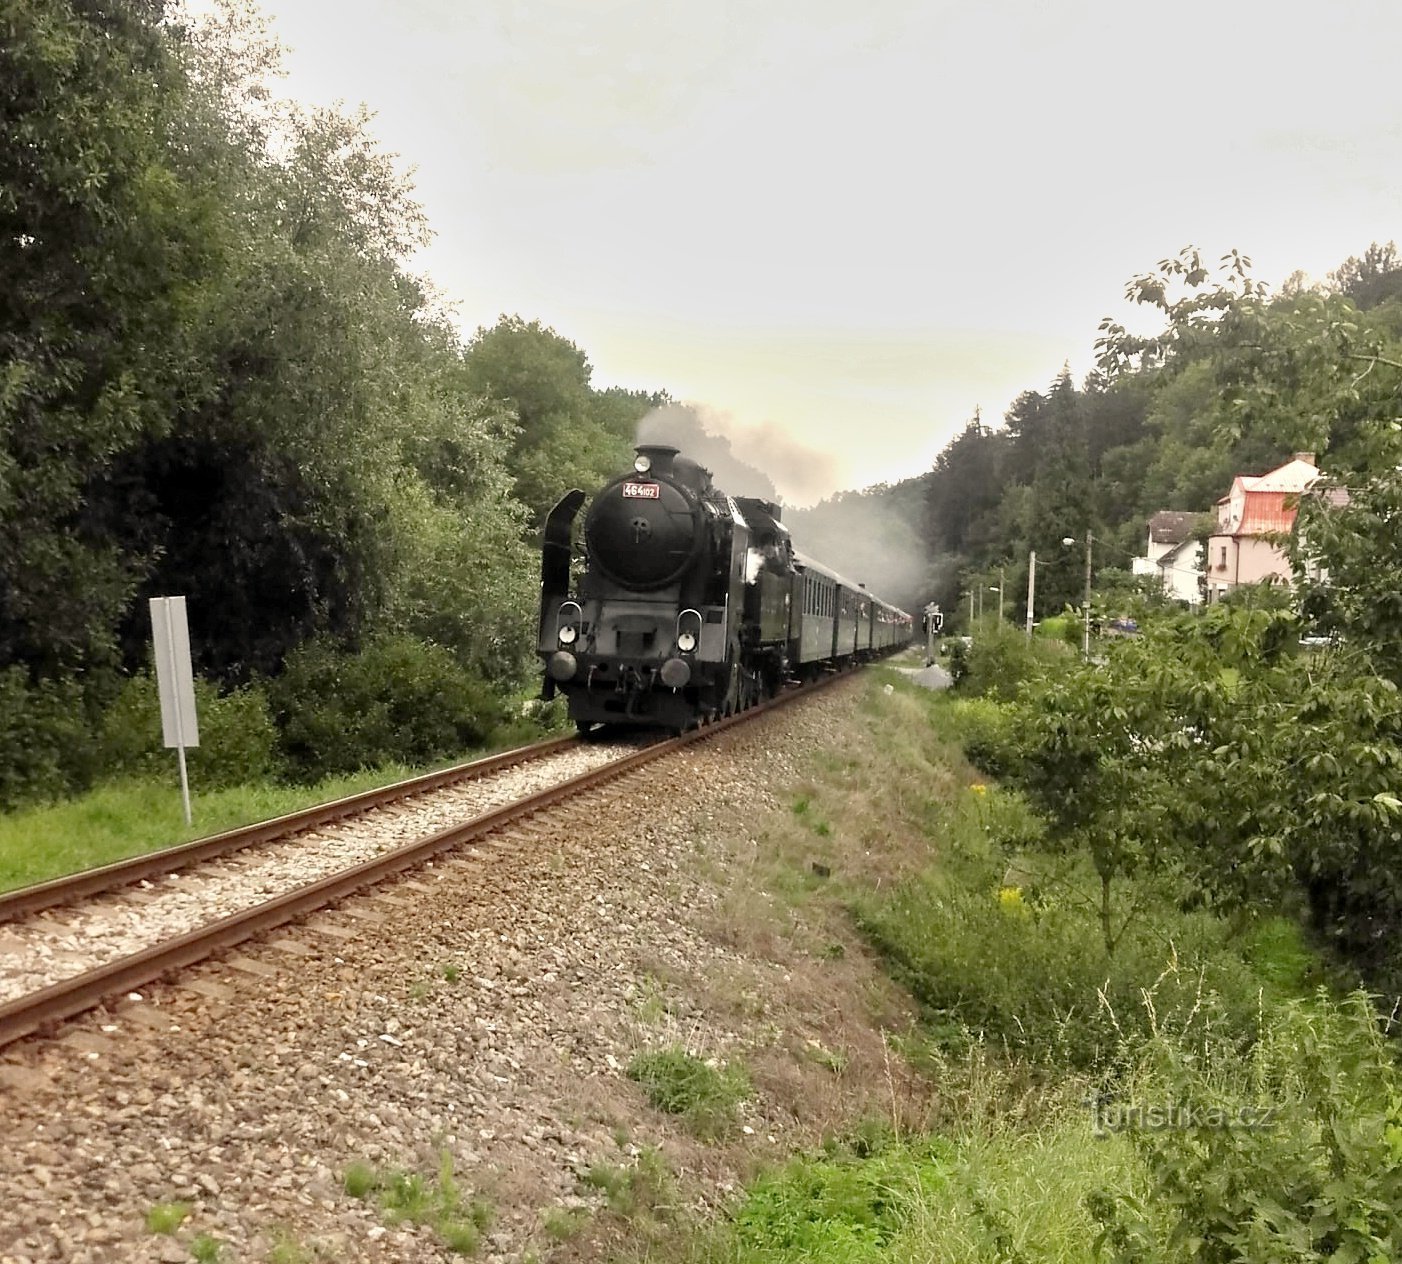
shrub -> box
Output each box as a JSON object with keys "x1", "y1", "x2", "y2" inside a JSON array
[
  {"x1": 99, "y1": 673, "x2": 281, "y2": 789},
  {"x1": 1035, "y1": 611, "x2": 1082, "y2": 648},
  {"x1": 626, "y1": 1047, "x2": 750, "y2": 1137},
  {"x1": 941, "y1": 696, "x2": 1023, "y2": 780},
  {"x1": 0, "y1": 668, "x2": 98, "y2": 810},
  {"x1": 956, "y1": 624, "x2": 1067, "y2": 702},
  {"x1": 271, "y1": 635, "x2": 508, "y2": 782},
  {"x1": 854, "y1": 862, "x2": 1265, "y2": 1072},
  {"x1": 1092, "y1": 993, "x2": 1402, "y2": 1262}
]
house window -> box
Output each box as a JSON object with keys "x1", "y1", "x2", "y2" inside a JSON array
[{"x1": 1218, "y1": 545, "x2": 1228, "y2": 569}]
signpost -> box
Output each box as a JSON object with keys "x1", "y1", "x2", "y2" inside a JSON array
[
  {"x1": 149, "y1": 596, "x2": 199, "y2": 825},
  {"x1": 923, "y1": 602, "x2": 943, "y2": 666}
]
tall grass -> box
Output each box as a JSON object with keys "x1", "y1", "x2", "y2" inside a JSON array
[{"x1": 0, "y1": 716, "x2": 560, "y2": 892}]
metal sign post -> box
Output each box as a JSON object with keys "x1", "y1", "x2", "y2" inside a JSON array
[
  {"x1": 149, "y1": 596, "x2": 200, "y2": 825},
  {"x1": 923, "y1": 603, "x2": 942, "y2": 666}
]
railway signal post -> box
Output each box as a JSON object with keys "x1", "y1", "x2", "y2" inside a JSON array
[{"x1": 150, "y1": 596, "x2": 200, "y2": 825}]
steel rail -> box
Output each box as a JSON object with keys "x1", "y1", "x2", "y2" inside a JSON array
[
  {"x1": 0, "y1": 733, "x2": 583, "y2": 925},
  {"x1": 0, "y1": 669, "x2": 856, "y2": 1051}
]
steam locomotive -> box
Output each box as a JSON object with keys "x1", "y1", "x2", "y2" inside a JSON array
[{"x1": 538, "y1": 445, "x2": 912, "y2": 731}]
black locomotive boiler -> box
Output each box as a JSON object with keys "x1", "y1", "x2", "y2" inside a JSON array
[{"x1": 539, "y1": 445, "x2": 912, "y2": 732}]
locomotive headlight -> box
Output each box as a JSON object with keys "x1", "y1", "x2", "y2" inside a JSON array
[
  {"x1": 557, "y1": 624, "x2": 578, "y2": 645},
  {"x1": 633, "y1": 453, "x2": 652, "y2": 474},
  {"x1": 677, "y1": 630, "x2": 697, "y2": 653}
]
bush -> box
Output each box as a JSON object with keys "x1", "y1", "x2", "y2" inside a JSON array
[
  {"x1": 626, "y1": 1047, "x2": 750, "y2": 1138},
  {"x1": 0, "y1": 668, "x2": 98, "y2": 810},
  {"x1": 1035, "y1": 611, "x2": 1082, "y2": 648},
  {"x1": 956, "y1": 624, "x2": 1067, "y2": 702},
  {"x1": 100, "y1": 673, "x2": 281, "y2": 789},
  {"x1": 854, "y1": 858, "x2": 1265, "y2": 1071},
  {"x1": 1093, "y1": 993, "x2": 1402, "y2": 1262},
  {"x1": 271, "y1": 635, "x2": 508, "y2": 782},
  {"x1": 941, "y1": 696, "x2": 1023, "y2": 780}
]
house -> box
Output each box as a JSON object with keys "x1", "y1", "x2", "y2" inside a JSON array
[
  {"x1": 1204, "y1": 453, "x2": 1322, "y2": 602},
  {"x1": 1132, "y1": 510, "x2": 1204, "y2": 606}
]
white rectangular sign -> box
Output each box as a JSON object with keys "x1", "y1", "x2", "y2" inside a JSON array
[{"x1": 150, "y1": 596, "x2": 200, "y2": 749}]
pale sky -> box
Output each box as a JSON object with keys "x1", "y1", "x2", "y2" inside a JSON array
[{"x1": 241, "y1": 0, "x2": 1402, "y2": 502}]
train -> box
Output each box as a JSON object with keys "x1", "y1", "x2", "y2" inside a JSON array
[{"x1": 538, "y1": 444, "x2": 913, "y2": 732}]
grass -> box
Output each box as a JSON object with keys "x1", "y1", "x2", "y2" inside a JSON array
[
  {"x1": 266, "y1": 1231, "x2": 315, "y2": 1264},
  {"x1": 343, "y1": 1152, "x2": 490, "y2": 1255},
  {"x1": 0, "y1": 724, "x2": 561, "y2": 892},
  {"x1": 626, "y1": 1047, "x2": 750, "y2": 1138},
  {"x1": 580, "y1": 1149, "x2": 674, "y2": 1221},
  {"x1": 190, "y1": 1233, "x2": 223, "y2": 1262},
  {"x1": 143, "y1": 1202, "x2": 191, "y2": 1235},
  {"x1": 541, "y1": 1205, "x2": 590, "y2": 1240}
]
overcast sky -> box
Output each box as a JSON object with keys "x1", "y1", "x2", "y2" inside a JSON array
[{"x1": 240, "y1": 0, "x2": 1402, "y2": 502}]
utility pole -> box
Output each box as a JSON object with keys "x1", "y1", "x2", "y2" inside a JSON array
[
  {"x1": 1083, "y1": 533, "x2": 1094, "y2": 660},
  {"x1": 1025, "y1": 551, "x2": 1036, "y2": 638},
  {"x1": 967, "y1": 587, "x2": 974, "y2": 628},
  {"x1": 998, "y1": 568, "x2": 1005, "y2": 622}
]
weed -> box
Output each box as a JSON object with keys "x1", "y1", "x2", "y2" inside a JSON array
[
  {"x1": 541, "y1": 1206, "x2": 589, "y2": 1240},
  {"x1": 804, "y1": 1039, "x2": 848, "y2": 1074},
  {"x1": 190, "y1": 1233, "x2": 222, "y2": 1263},
  {"x1": 343, "y1": 1152, "x2": 489, "y2": 1255},
  {"x1": 342, "y1": 1161, "x2": 377, "y2": 1199},
  {"x1": 580, "y1": 1148, "x2": 674, "y2": 1220},
  {"x1": 408, "y1": 979, "x2": 431, "y2": 1001},
  {"x1": 626, "y1": 1047, "x2": 750, "y2": 1137},
  {"x1": 440, "y1": 962, "x2": 462, "y2": 983},
  {"x1": 265, "y1": 1231, "x2": 314, "y2": 1264},
  {"x1": 631, "y1": 975, "x2": 669, "y2": 1024},
  {"x1": 143, "y1": 1202, "x2": 191, "y2": 1235}
]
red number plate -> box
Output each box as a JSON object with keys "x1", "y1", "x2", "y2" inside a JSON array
[{"x1": 622, "y1": 482, "x2": 661, "y2": 499}]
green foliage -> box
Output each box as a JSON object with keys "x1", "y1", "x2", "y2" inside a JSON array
[
  {"x1": 0, "y1": 760, "x2": 425, "y2": 893},
  {"x1": 625, "y1": 1047, "x2": 750, "y2": 1137},
  {"x1": 343, "y1": 1153, "x2": 489, "y2": 1255},
  {"x1": 271, "y1": 636, "x2": 508, "y2": 782},
  {"x1": 144, "y1": 1202, "x2": 192, "y2": 1235},
  {"x1": 579, "y1": 1149, "x2": 675, "y2": 1221},
  {"x1": 0, "y1": 668, "x2": 97, "y2": 810},
  {"x1": 727, "y1": 1143, "x2": 950, "y2": 1258},
  {"x1": 855, "y1": 859, "x2": 1263, "y2": 1071},
  {"x1": 940, "y1": 697, "x2": 1022, "y2": 780},
  {"x1": 1093, "y1": 994, "x2": 1402, "y2": 1263},
  {"x1": 954, "y1": 622, "x2": 1067, "y2": 703},
  {"x1": 1035, "y1": 612, "x2": 1081, "y2": 647},
  {"x1": 461, "y1": 315, "x2": 656, "y2": 524},
  {"x1": 99, "y1": 672, "x2": 280, "y2": 789}
]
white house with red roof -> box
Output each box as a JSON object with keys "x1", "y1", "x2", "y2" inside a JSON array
[{"x1": 1205, "y1": 453, "x2": 1321, "y2": 601}]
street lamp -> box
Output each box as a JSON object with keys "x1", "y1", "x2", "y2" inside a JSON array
[
  {"x1": 1062, "y1": 535, "x2": 1093, "y2": 659},
  {"x1": 988, "y1": 583, "x2": 1003, "y2": 622}
]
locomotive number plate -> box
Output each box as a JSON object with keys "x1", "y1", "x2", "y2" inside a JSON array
[{"x1": 622, "y1": 482, "x2": 661, "y2": 499}]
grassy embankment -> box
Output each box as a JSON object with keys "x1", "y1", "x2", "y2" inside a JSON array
[
  {"x1": 0, "y1": 712, "x2": 566, "y2": 894},
  {"x1": 610, "y1": 665, "x2": 1400, "y2": 1264}
]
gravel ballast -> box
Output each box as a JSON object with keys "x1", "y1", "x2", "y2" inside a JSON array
[{"x1": 0, "y1": 680, "x2": 919, "y2": 1263}]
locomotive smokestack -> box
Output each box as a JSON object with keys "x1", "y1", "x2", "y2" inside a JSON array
[{"x1": 634, "y1": 445, "x2": 679, "y2": 478}]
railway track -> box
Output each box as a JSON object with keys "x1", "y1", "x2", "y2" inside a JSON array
[{"x1": 0, "y1": 670, "x2": 851, "y2": 1052}]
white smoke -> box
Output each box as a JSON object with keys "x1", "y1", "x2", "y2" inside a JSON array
[{"x1": 634, "y1": 403, "x2": 841, "y2": 506}]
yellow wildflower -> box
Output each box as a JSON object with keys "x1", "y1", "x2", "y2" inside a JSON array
[
  {"x1": 997, "y1": 886, "x2": 1029, "y2": 918},
  {"x1": 970, "y1": 783, "x2": 988, "y2": 797}
]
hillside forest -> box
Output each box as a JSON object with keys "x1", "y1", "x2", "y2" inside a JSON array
[{"x1": 6, "y1": 0, "x2": 1402, "y2": 820}]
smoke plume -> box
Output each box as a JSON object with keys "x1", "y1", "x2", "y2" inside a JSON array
[{"x1": 634, "y1": 403, "x2": 841, "y2": 506}]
